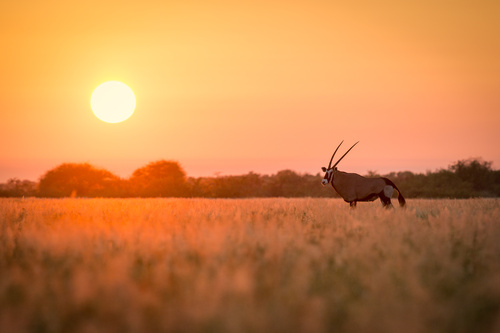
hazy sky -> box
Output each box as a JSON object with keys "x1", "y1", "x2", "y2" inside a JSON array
[{"x1": 1, "y1": 0, "x2": 499, "y2": 181}]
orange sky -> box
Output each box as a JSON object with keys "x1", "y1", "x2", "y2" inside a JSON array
[{"x1": 1, "y1": 0, "x2": 499, "y2": 181}]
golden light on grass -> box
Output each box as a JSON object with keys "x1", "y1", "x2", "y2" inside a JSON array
[
  {"x1": 2, "y1": 198, "x2": 500, "y2": 332},
  {"x1": 90, "y1": 81, "x2": 136, "y2": 123}
]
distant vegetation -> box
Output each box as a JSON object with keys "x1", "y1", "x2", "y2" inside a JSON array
[{"x1": 0, "y1": 158, "x2": 499, "y2": 198}]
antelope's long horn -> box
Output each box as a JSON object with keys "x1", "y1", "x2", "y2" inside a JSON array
[
  {"x1": 332, "y1": 141, "x2": 359, "y2": 168},
  {"x1": 328, "y1": 140, "x2": 344, "y2": 169}
]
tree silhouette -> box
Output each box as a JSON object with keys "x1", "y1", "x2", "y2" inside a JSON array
[
  {"x1": 5, "y1": 157, "x2": 498, "y2": 199},
  {"x1": 38, "y1": 163, "x2": 122, "y2": 197},
  {"x1": 449, "y1": 158, "x2": 493, "y2": 193},
  {"x1": 267, "y1": 170, "x2": 308, "y2": 197},
  {"x1": 129, "y1": 160, "x2": 188, "y2": 197},
  {"x1": 0, "y1": 178, "x2": 37, "y2": 197}
]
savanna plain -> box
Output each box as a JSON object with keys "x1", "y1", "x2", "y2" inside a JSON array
[{"x1": 1, "y1": 198, "x2": 500, "y2": 333}]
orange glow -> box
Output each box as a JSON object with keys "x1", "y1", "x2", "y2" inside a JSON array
[{"x1": 0, "y1": 0, "x2": 499, "y2": 181}]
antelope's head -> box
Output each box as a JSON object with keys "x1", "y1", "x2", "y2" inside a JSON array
[
  {"x1": 321, "y1": 166, "x2": 335, "y2": 185},
  {"x1": 321, "y1": 140, "x2": 359, "y2": 186}
]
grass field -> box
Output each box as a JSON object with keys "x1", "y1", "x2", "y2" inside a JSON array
[{"x1": 1, "y1": 198, "x2": 500, "y2": 333}]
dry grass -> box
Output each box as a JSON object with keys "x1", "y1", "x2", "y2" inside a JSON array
[{"x1": 1, "y1": 198, "x2": 500, "y2": 333}]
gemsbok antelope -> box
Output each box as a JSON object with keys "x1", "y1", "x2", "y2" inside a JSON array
[{"x1": 322, "y1": 141, "x2": 406, "y2": 208}]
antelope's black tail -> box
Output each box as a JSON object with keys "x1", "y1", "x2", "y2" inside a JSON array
[{"x1": 382, "y1": 178, "x2": 406, "y2": 207}]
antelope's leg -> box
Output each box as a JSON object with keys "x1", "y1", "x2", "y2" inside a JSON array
[{"x1": 379, "y1": 194, "x2": 392, "y2": 208}]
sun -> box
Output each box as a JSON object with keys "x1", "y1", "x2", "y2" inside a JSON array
[{"x1": 90, "y1": 81, "x2": 136, "y2": 123}]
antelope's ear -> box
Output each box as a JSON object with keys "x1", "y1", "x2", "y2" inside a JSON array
[
  {"x1": 334, "y1": 167, "x2": 338, "y2": 171},
  {"x1": 321, "y1": 167, "x2": 327, "y2": 172}
]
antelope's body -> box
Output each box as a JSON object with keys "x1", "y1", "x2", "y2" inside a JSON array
[{"x1": 322, "y1": 141, "x2": 406, "y2": 208}]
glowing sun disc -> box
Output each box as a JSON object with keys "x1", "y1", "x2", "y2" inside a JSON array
[{"x1": 91, "y1": 81, "x2": 136, "y2": 123}]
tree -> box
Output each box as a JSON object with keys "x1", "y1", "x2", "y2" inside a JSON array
[
  {"x1": 129, "y1": 160, "x2": 188, "y2": 197},
  {"x1": 267, "y1": 170, "x2": 309, "y2": 197},
  {"x1": 449, "y1": 158, "x2": 493, "y2": 193},
  {"x1": 0, "y1": 178, "x2": 37, "y2": 197},
  {"x1": 38, "y1": 163, "x2": 123, "y2": 197}
]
